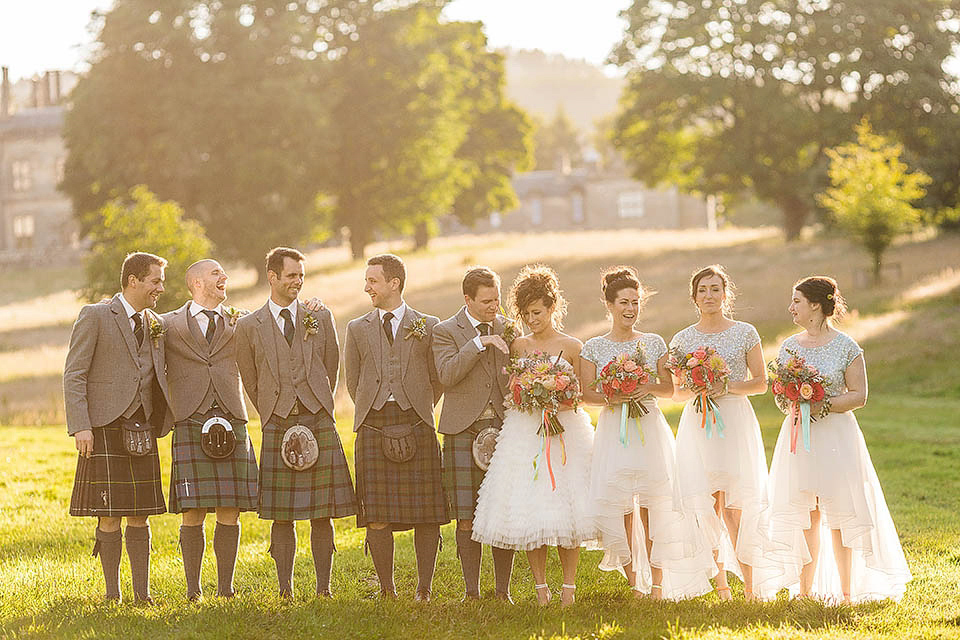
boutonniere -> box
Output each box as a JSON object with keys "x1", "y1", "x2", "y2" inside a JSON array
[
  {"x1": 223, "y1": 306, "x2": 249, "y2": 327},
  {"x1": 404, "y1": 316, "x2": 427, "y2": 341},
  {"x1": 499, "y1": 311, "x2": 521, "y2": 345},
  {"x1": 303, "y1": 313, "x2": 320, "y2": 341},
  {"x1": 147, "y1": 312, "x2": 165, "y2": 347}
]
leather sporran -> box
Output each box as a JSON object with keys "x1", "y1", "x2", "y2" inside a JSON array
[
  {"x1": 471, "y1": 426, "x2": 500, "y2": 471},
  {"x1": 379, "y1": 423, "x2": 418, "y2": 463},
  {"x1": 281, "y1": 424, "x2": 319, "y2": 471},
  {"x1": 200, "y1": 416, "x2": 237, "y2": 459},
  {"x1": 120, "y1": 418, "x2": 155, "y2": 457}
]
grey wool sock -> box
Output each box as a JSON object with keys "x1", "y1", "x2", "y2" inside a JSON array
[
  {"x1": 365, "y1": 527, "x2": 396, "y2": 596},
  {"x1": 456, "y1": 528, "x2": 482, "y2": 598},
  {"x1": 310, "y1": 519, "x2": 336, "y2": 597},
  {"x1": 125, "y1": 524, "x2": 153, "y2": 603},
  {"x1": 93, "y1": 528, "x2": 122, "y2": 601},
  {"x1": 269, "y1": 522, "x2": 297, "y2": 597},
  {"x1": 213, "y1": 522, "x2": 240, "y2": 597},
  {"x1": 413, "y1": 524, "x2": 441, "y2": 598},
  {"x1": 492, "y1": 545, "x2": 515, "y2": 597},
  {"x1": 180, "y1": 523, "x2": 205, "y2": 601}
]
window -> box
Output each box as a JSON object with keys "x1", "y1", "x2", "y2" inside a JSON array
[
  {"x1": 13, "y1": 215, "x2": 35, "y2": 249},
  {"x1": 530, "y1": 196, "x2": 543, "y2": 226},
  {"x1": 617, "y1": 191, "x2": 645, "y2": 218},
  {"x1": 12, "y1": 160, "x2": 32, "y2": 192},
  {"x1": 571, "y1": 191, "x2": 584, "y2": 223}
]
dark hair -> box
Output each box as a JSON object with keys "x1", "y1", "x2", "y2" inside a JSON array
[
  {"x1": 689, "y1": 264, "x2": 736, "y2": 315},
  {"x1": 600, "y1": 265, "x2": 652, "y2": 305},
  {"x1": 265, "y1": 247, "x2": 305, "y2": 277},
  {"x1": 120, "y1": 252, "x2": 167, "y2": 289},
  {"x1": 508, "y1": 264, "x2": 567, "y2": 328},
  {"x1": 795, "y1": 275, "x2": 847, "y2": 319},
  {"x1": 462, "y1": 266, "x2": 500, "y2": 298},
  {"x1": 368, "y1": 253, "x2": 406, "y2": 293}
]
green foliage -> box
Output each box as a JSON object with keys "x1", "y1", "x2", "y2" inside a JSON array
[
  {"x1": 533, "y1": 108, "x2": 583, "y2": 171},
  {"x1": 612, "y1": 0, "x2": 960, "y2": 240},
  {"x1": 819, "y1": 120, "x2": 930, "y2": 281},
  {"x1": 83, "y1": 186, "x2": 212, "y2": 312}
]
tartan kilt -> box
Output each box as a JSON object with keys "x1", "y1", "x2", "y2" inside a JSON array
[
  {"x1": 168, "y1": 413, "x2": 259, "y2": 513},
  {"x1": 70, "y1": 422, "x2": 165, "y2": 517},
  {"x1": 442, "y1": 421, "x2": 501, "y2": 521},
  {"x1": 259, "y1": 410, "x2": 356, "y2": 521},
  {"x1": 355, "y1": 403, "x2": 449, "y2": 529}
]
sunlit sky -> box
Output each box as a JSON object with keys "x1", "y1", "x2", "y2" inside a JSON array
[{"x1": 0, "y1": 0, "x2": 632, "y2": 81}]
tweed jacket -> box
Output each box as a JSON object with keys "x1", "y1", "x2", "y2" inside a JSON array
[
  {"x1": 63, "y1": 293, "x2": 170, "y2": 436},
  {"x1": 433, "y1": 308, "x2": 510, "y2": 435},
  {"x1": 234, "y1": 301, "x2": 339, "y2": 420},
  {"x1": 160, "y1": 301, "x2": 248, "y2": 424},
  {"x1": 344, "y1": 305, "x2": 442, "y2": 430}
]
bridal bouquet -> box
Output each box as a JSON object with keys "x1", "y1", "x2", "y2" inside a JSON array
[
  {"x1": 667, "y1": 345, "x2": 731, "y2": 439},
  {"x1": 504, "y1": 351, "x2": 580, "y2": 489},
  {"x1": 768, "y1": 350, "x2": 826, "y2": 453},
  {"x1": 594, "y1": 343, "x2": 656, "y2": 446}
]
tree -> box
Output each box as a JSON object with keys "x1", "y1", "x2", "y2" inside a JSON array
[
  {"x1": 83, "y1": 186, "x2": 213, "y2": 311},
  {"x1": 611, "y1": 0, "x2": 960, "y2": 239},
  {"x1": 819, "y1": 120, "x2": 930, "y2": 282},
  {"x1": 533, "y1": 108, "x2": 583, "y2": 171}
]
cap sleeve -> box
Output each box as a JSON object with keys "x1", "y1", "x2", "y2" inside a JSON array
[
  {"x1": 581, "y1": 337, "x2": 601, "y2": 366},
  {"x1": 743, "y1": 322, "x2": 761, "y2": 351},
  {"x1": 648, "y1": 334, "x2": 667, "y2": 363},
  {"x1": 842, "y1": 333, "x2": 864, "y2": 370}
]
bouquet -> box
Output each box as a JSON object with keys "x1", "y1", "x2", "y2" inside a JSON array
[
  {"x1": 594, "y1": 343, "x2": 656, "y2": 446},
  {"x1": 504, "y1": 351, "x2": 581, "y2": 489},
  {"x1": 666, "y1": 345, "x2": 731, "y2": 439},
  {"x1": 768, "y1": 350, "x2": 826, "y2": 454}
]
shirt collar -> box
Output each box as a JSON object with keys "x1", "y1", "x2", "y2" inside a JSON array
[
  {"x1": 378, "y1": 302, "x2": 406, "y2": 322},
  {"x1": 119, "y1": 292, "x2": 139, "y2": 319},
  {"x1": 463, "y1": 309, "x2": 483, "y2": 329},
  {"x1": 189, "y1": 300, "x2": 222, "y2": 318},
  {"x1": 268, "y1": 298, "x2": 298, "y2": 323}
]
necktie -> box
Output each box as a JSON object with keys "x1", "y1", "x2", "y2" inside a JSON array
[
  {"x1": 280, "y1": 308, "x2": 294, "y2": 346},
  {"x1": 477, "y1": 322, "x2": 491, "y2": 336},
  {"x1": 383, "y1": 312, "x2": 395, "y2": 346},
  {"x1": 132, "y1": 312, "x2": 144, "y2": 348},
  {"x1": 202, "y1": 310, "x2": 218, "y2": 344}
]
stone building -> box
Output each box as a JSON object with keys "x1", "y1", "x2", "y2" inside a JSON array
[{"x1": 0, "y1": 67, "x2": 80, "y2": 264}]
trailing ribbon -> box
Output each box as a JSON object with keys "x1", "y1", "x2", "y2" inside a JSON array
[
  {"x1": 695, "y1": 392, "x2": 726, "y2": 440},
  {"x1": 789, "y1": 401, "x2": 812, "y2": 454},
  {"x1": 618, "y1": 402, "x2": 645, "y2": 447},
  {"x1": 533, "y1": 410, "x2": 566, "y2": 491}
]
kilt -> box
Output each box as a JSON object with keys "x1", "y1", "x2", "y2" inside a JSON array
[
  {"x1": 168, "y1": 411, "x2": 259, "y2": 513},
  {"x1": 442, "y1": 419, "x2": 501, "y2": 521},
  {"x1": 355, "y1": 402, "x2": 449, "y2": 529},
  {"x1": 259, "y1": 409, "x2": 356, "y2": 521},
  {"x1": 70, "y1": 420, "x2": 166, "y2": 518}
]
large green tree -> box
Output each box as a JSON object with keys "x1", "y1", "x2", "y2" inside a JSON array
[
  {"x1": 611, "y1": 0, "x2": 960, "y2": 239},
  {"x1": 533, "y1": 108, "x2": 583, "y2": 171}
]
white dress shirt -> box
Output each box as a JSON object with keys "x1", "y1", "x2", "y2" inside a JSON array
[
  {"x1": 189, "y1": 301, "x2": 223, "y2": 336},
  {"x1": 464, "y1": 309, "x2": 490, "y2": 351},
  {"x1": 378, "y1": 302, "x2": 407, "y2": 341},
  {"x1": 118, "y1": 293, "x2": 142, "y2": 332},
  {"x1": 268, "y1": 298, "x2": 298, "y2": 335}
]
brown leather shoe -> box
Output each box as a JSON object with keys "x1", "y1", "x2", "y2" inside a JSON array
[
  {"x1": 494, "y1": 591, "x2": 515, "y2": 605},
  {"x1": 379, "y1": 589, "x2": 398, "y2": 599},
  {"x1": 316, "y1": 590, "x2": 332, "y2": 599},
  {"x1": 414, "y1": 589, "x2": 432, "y2": 602}
]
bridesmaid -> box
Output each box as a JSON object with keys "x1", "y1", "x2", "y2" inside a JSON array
[
  {"x1": 758, "y1": 276, "x2": 911, "y2": 603},
  {"x1": 669, "y1": 265, "x2": 769, "y2": 600},
  {"x1": 580, "y1": 267, "x2": 715, "y2": 600}
]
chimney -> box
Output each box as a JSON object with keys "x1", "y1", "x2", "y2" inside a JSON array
[
  {"x1": 53, "y1": 70, "x2": 62, "y2": 103},
  {"x1": 41, "y1": 71, "x2": 52, "y2": 107},
  {"x1": 1, "y1": 67, "x2": 9, "y2": 117},
  {"x1": 30, "y1": 77, "x2": 39, "y2": 108}
]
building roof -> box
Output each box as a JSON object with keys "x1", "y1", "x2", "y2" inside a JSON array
[
  {"x1": 0, "y1": 105, "x2": 65, "y2": 136},
  {"x1": 512, "y1": 168, "x2": 590, "y2": 198}
]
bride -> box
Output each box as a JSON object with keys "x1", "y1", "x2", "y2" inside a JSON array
[{"x1": 471, "y1": 264, "x2": 596, "y2": 607}]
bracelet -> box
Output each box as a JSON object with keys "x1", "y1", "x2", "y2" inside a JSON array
[{"x1": 817, "y1": 397, "x2": 832, "y2": 419}]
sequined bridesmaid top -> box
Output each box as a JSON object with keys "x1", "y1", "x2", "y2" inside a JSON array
[{"x1": 669, "y1": 321, "x2": 761, "y2": 382}]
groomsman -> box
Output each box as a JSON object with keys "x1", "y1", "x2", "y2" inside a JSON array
[
  {"x1": 433, "y1": 267, "x2": 514, "y2": 602},
  {"x1": 235, "y1": 247, "x2": 356, "y2": 598},
  {"x1": 344, "y1": 254, "x2": 447, "y2": 601},
  {"x1": 64, "y1": 252, "x2": 171, "y2": 603},
  {"x1": 162, "y1": 259, "x2": 258, "y2": 600}
]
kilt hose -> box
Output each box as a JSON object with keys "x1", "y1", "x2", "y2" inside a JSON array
[
  {"x1": 441, "y1": 419, "x2": 502, "y2": 521},
  {"x1": 259, "y1": 409, "x2": 356, "y2": 521},
  {"x1": 356, "y1": 402, "x2": 449, "y2": 529},
  {"x1": 70, "y1": 417, "x2": 165, "y2": 518},
  {"x1": 168, "y1": 411, "x2": 259, "y2": 514}
]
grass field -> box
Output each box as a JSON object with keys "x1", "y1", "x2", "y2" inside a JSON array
[{"x1": 1, "y1": 228, "x2": 959, "y2": 638}]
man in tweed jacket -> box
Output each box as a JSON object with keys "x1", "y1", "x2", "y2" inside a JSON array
[
  {"x1": 344, "y1": 253, "x2": 446, "y2": 600},
  {"x1": 162, "y1": 259, "x2": 259, "y2": 601},
  {"x1": 64, "y1": 252, "x2": 170, "y2": 604},
  {"x1": 433, "y1": 267, "x2": 515, "y2": 601},
  {"x1": 235, "y1": 247, "x2": 356, "y2": 598}
]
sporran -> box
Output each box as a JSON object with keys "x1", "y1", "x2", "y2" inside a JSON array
[
  {"x1": 200, "y1": 415, "x2": 237, "y2": 459},
  {"x1": 281, "y1": 424, "x2": 319, "y2": 471}
]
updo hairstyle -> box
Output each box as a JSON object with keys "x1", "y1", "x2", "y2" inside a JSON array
[
  {"x1": 794, "y1": 276, "x2": 847, "y2": 320},
  {"x1": 508, "y1": 264, "x2": 567, "y2": 329},
  {"x1": 689, "y1": 264, "x2": 736, "y2": 316},
  {"x1": 600, "y1": 265, "x2": 652, "y2": 308}
]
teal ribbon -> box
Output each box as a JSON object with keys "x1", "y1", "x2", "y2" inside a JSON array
[
  {"x1": 703, "y1": 397, "x2": 726, "y2": 440},
  {"x1": 618, "y1": 402, "x2": 645, "y2": 447},
  {"x1": 800, "y1": 401, "x2": 811, "y2": 452}
]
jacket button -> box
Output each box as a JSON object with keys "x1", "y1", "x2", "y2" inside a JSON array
[{"x1": 274, "y1": 390, "x2": 279, "y2": 396}]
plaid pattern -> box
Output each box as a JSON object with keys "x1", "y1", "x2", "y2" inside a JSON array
[
  {"x1": 70, "y1": 422, "x2": 165, "y2": 517},
  {"x1": 168, "y1": 412, "x2": 259, "y2": 513},
  {"x1": 355, "y1": 403, "x2": 449, "y2": 529},
  {"x1": 442, "y1": 421, "x2": 501, "y2": 521},
  {"x1": 259, "y1": 410, "x2": 356, "y2": 521}
]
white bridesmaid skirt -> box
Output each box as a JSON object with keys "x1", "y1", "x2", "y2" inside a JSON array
[
  {"x1": 471, "y1": 407, "x2": 597, "y2": 550},
  {"x1": 675, "y1": 394, "x2": 770, "y2": 574},
  {"x1": 590, "y1": 401, "x2": 716, "y2": 599},
  {"x1": 756, "y1": 411, "x2": 912, "y2": 602}
]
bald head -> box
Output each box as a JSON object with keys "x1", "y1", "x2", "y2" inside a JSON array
[{"x1": 186, "y1": 259, "x2": 228, "y2": 308}]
